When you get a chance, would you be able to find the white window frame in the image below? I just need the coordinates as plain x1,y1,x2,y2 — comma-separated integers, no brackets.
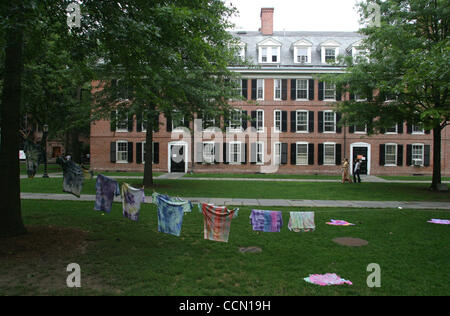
202,116,216,131
229,141,242,165
323,111,336,133
296,79,308,101
295,110,308,133
274,79,282,101
116,141,128,163
229,110,242,132
354,124,367,134
325,48,336,63
296,142,308,166
202,142,215,164
274,110,282,133
354,94,367,102
115,110,128,133
256,109,264,133
412,143,424,166
385,143,397,166
257,79,264,100
385,125,398,134
294,47,311,64
259,46,280,64
256,142,264,165
323,142,336,166
274,142,282,166
324,82,336,101
412,125,425,134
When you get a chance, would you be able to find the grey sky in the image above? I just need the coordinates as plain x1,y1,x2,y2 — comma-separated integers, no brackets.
225,0,363,32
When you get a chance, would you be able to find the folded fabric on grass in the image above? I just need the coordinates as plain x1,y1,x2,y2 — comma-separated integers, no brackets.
288,212,315,232
326,219,355,226
201,203,238,242
94,174,120,213
250,210,283,232
304,273,352,286
427,219,450,225
152,192,192,213
122,183,145,222
57,157,84,198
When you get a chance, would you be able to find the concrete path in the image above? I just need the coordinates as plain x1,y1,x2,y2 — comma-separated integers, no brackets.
20,192,450,210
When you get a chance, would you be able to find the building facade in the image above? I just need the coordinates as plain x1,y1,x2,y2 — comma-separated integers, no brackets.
90,8,450,176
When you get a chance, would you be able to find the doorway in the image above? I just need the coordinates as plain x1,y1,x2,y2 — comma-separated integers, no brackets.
350,142,371,175
169,143,187,173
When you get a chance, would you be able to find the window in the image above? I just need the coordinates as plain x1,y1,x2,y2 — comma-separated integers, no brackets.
385,144,397,166
325,48,336,62
274,142,281,165
230,110,242,131
354,124,367,133
296,79,308,100
116,141,128,163
296,111,308,132
142,142,156,164
230,142,241,164
116,110,128,132
412,125,424,134
324,111,336,133
296,48,308,63
412,144,424,166
256,142,264,165
324,143,335,165
272,49,278,62
296,143,308,165
354,94,367,102
274,110,282,132
386,125,398,134
203,142,215,164
141,112,147,132
257,79,264,100
324,83,336,100
232,79,242,100
259,46,280,64
274,79,282,100
256,110,264,132
172,111,185,130
261,47,267,62
203,116,216,130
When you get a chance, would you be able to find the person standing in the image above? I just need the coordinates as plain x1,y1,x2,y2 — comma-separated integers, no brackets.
353,159,361,183
341,158,352,183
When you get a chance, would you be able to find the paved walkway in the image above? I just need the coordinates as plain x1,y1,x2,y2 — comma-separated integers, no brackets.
20,192,450,210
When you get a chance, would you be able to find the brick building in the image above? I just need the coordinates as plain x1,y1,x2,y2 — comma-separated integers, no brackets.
90,8,449,176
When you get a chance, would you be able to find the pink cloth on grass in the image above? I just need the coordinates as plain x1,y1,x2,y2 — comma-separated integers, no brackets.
326,219,355,226
427,219,450,225
304,273,352,286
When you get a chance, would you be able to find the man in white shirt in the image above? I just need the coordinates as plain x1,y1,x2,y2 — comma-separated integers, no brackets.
353,159,361,183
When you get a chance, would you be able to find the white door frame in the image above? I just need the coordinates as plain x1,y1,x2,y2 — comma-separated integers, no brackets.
168,141,188,173
350,142,371,175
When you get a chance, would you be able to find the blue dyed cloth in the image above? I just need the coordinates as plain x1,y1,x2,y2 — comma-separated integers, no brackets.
154,194,185,236
57,157,84,198
152,192,192,213
250,210,283,232
94,174,120,213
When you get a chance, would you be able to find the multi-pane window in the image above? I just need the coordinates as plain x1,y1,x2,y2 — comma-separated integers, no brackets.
412,125,424,134
412,144,424,165
274,142,281,165
232,79,242,100
274,110,282,132
230,110,242,131
274,79,282,100
296,48,308,63
203,142,215,163
257,79,264,100
296,111,308,132
324,83,336,100
116,110,128,132
296,143,308,165
116,141,128,163
256,110,264,132
261,47,267,62
325,48,336,62
296,79,308,100
230,142,241,164
256,142,264,165
386,125,398,134
385,144,397,166
203,116,216,130
354,124,367,133
272,49,278,62
324,143,335,165
324,111,336,132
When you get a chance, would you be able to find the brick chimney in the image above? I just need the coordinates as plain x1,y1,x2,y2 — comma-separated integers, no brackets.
260,8,274,35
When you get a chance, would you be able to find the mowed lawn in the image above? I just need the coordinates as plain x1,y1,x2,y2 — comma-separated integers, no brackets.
20,177,450,202
0,200,449,295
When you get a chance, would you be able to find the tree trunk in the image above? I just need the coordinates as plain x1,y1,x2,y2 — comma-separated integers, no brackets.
0,15,27,237
430,126,442,190
70,129,81,164
142,112,154,187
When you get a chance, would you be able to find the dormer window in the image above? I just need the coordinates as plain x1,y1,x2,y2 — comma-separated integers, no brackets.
320,40,341,64
257,38,282,64
325,48,336,62
348,40,367,64
293,39,312,64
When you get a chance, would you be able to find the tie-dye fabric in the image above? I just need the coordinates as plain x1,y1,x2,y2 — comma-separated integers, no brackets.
24,139,45,178
94,174,120,213
326,219,355,226
56,157,84,198
288,212,315,232
201,203,238,242
82,167,94,180
250,210,283,232
155,194,186,236
427,219,450,225
122,183,145,221
304,273,352,286
152,192,192,213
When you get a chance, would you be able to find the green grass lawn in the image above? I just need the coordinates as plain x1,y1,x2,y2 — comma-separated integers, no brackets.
99,171,162,177
378,175,450,181
20,178,450,202
184,173,341,180
20,163,63,175
1,200,448,295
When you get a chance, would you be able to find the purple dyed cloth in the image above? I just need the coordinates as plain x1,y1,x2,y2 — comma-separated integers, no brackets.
250,210,283,232
94,174,120,213
427,219,450,225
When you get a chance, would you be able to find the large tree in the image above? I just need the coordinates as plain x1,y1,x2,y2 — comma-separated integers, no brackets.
324,0,449,190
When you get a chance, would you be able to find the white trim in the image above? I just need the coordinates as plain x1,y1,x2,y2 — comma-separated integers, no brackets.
256,141,264,165
168,141,188,173
323,110,336,133
323,142,336,166
116,140,128,163
411,143,424,166
295,141,309,166
385,125,398,134
115,110,129,133
202,141,215,164
384,143,397,166
274,110,282,133
295,79,309,101
257,79,265,100
273,79,282,101
354,124,367,134
229,141,242,165
295,110,309,133
256,109,264,133
273,142,282,166
350,142,371,175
